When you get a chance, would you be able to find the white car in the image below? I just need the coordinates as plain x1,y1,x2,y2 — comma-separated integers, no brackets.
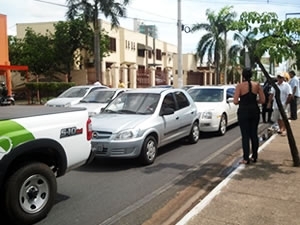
187,85,238,135
72,88,127,116
45,85,108,107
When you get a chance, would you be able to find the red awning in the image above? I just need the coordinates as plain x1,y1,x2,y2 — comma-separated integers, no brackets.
0,65,28,71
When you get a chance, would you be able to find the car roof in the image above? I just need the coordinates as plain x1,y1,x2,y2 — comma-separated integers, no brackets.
124,88,183,94
69,85,109,89
188,85,236,90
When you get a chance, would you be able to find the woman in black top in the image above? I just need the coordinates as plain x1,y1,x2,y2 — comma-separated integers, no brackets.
234,68,265,164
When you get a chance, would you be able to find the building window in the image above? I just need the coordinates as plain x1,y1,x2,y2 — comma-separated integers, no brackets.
109,37,116,52
148,50,152,59
138,49,145,57
156,49,162,60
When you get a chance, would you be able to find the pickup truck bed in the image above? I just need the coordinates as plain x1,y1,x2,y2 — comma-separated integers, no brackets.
0,105,86,120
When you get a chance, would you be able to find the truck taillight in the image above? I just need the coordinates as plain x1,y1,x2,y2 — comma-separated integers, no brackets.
86,118,92,140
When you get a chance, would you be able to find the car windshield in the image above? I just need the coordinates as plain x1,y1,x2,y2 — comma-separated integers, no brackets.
103,93,160,115
80,90,115,103
58,87,89,98
188,88,224,102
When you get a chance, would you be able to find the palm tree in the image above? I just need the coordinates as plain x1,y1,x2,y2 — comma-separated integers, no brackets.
66,0,131,83
228,32,257,70
191,6,237,84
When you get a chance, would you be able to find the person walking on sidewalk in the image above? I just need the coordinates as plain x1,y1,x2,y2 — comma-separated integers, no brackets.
261,79,274,123
268,73,292,136
288,70,299,120
234,68,265,164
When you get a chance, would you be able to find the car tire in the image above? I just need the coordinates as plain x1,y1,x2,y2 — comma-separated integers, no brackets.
4,162,57,225
139,135,157,165
188,121,200,144
217,114,227,136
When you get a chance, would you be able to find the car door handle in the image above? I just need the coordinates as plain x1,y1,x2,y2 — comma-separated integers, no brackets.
176,117,179,120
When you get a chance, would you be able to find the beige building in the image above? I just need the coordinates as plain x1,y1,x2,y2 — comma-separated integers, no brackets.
16,20,187,88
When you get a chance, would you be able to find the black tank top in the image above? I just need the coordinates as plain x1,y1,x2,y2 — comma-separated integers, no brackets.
239,81,259,111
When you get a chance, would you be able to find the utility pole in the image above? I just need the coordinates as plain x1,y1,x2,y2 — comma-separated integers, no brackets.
94,18,102,83
177,0,183,88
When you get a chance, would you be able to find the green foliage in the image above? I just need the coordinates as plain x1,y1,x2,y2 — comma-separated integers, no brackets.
53,19,94,81
25,82,75,97
19,28,55,76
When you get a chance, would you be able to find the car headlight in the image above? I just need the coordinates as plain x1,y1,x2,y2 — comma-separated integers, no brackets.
114,129,140,140
201,111,213,119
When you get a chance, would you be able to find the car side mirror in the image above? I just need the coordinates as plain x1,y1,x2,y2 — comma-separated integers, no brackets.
227,97,234,103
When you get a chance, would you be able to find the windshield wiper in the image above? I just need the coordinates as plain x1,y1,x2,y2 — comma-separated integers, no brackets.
117,109,136,114
103,109,117,113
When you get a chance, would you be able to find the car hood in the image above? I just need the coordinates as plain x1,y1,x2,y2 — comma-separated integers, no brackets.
194,102,220,112
46,97,82,106
72,103,107,113
91,114,151,132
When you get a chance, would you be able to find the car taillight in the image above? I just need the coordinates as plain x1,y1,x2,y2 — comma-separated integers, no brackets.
86,117,92,141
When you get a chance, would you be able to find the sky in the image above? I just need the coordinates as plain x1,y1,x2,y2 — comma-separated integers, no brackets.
1,0,300,54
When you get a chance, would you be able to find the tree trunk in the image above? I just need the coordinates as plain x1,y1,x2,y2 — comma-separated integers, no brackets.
257,59,300,166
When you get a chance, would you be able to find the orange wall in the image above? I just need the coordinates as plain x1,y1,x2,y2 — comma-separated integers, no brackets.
0,14,9,65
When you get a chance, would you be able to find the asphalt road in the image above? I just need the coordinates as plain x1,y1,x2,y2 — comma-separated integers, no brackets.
31,122,256,225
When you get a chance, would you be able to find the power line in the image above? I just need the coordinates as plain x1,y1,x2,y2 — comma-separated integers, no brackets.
34,0,66,7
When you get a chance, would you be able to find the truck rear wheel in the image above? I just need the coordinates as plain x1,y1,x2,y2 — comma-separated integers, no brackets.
5,162,57,225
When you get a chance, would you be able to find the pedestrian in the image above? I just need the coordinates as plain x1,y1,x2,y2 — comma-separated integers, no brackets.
268,73,292,136
288,70,299,120
118,80,125,88
261,79,274,123
94,80,101,85
233,68,265,164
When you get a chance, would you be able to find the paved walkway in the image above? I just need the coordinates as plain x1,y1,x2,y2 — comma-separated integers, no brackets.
177,115,300,225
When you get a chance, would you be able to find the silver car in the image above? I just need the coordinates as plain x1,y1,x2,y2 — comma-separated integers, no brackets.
91,88,200,165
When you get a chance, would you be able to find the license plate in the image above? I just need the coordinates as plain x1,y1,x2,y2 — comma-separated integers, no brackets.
92,143,104,152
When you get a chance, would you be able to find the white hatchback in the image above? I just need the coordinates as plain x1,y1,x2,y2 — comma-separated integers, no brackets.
45,85,108,107
72,88,127,116
187,85,238,135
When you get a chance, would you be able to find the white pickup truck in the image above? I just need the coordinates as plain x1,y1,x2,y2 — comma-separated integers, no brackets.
0,105,93,225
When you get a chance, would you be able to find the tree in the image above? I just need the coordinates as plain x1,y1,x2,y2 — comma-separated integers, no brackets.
19,28,55,77
228,32,257,70
53,18,94,82
233,11,300,166
8,35,24,66
191,6,237,84
66,0,131,83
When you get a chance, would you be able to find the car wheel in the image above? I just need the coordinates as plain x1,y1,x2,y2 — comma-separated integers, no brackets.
188,121,200,144
4,162,57,225
139,135,157,165
217,114,227,136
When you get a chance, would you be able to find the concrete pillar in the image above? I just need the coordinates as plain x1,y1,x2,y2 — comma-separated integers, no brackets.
204,71,207,85
111,63,119,88
130,64,137,89
120,64,128,88
209,71,213,85
105,68,111,87
149,66,155,87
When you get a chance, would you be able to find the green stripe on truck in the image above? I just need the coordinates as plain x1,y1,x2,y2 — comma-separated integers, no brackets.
0,120,35,153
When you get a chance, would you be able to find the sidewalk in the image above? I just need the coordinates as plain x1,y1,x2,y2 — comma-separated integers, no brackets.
177,116,300,225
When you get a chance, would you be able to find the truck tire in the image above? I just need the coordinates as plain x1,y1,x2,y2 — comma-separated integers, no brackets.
5,162,57,225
